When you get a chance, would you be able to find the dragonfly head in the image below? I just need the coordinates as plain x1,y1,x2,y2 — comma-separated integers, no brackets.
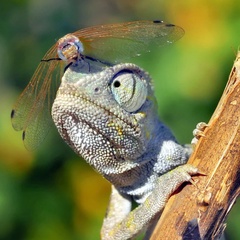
57,34,84,63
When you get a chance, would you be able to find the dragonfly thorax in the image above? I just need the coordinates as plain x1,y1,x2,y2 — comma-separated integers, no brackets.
57,34,84,63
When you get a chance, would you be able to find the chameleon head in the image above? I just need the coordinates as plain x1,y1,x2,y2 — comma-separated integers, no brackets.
57,34,84,63
52,63,158,175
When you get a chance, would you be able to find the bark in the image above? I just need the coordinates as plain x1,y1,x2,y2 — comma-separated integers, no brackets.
150,52,240,240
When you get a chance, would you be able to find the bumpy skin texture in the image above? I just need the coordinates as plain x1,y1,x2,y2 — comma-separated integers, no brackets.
52,62,197,240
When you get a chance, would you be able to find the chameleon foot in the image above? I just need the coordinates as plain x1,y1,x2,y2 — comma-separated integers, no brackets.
191,122,208,145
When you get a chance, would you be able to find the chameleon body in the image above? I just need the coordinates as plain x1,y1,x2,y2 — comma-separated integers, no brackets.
51,61,197,239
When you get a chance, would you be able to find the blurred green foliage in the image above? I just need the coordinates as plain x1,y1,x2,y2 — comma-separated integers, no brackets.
0,0,239,239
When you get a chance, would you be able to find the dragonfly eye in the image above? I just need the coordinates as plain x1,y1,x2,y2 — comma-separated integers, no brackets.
57,35,84,62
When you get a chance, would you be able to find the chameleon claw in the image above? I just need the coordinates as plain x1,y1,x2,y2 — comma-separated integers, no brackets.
189,178,197,187
191,122,209,145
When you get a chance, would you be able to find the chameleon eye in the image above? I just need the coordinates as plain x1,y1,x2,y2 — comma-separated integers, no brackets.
110,70,147,112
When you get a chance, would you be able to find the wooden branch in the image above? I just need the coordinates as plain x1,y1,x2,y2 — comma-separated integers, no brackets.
150,52,240,239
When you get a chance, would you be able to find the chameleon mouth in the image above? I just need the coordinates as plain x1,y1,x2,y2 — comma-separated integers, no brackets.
56,83,141,135
52,91,144,163
67,109,124,151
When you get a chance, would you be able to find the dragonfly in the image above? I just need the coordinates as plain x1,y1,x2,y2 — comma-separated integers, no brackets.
11,20,184,150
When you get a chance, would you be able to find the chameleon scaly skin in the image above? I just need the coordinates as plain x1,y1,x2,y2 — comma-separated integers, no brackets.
52,62,197,239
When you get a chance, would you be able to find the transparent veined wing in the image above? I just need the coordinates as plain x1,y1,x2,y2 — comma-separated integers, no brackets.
11,45,63,150
74,20,184,63
11,20,184,150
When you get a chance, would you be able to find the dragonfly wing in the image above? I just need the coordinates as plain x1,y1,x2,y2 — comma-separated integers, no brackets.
12,20,183,150
11,45,63,150
74,20,184,63
22,103,54,151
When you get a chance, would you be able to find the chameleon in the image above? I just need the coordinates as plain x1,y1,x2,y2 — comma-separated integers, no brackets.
51,59,199,239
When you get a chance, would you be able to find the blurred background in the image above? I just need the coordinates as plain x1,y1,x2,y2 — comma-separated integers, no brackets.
0,0,239,239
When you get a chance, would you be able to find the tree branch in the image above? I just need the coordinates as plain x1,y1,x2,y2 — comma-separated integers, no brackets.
150,52,240,239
